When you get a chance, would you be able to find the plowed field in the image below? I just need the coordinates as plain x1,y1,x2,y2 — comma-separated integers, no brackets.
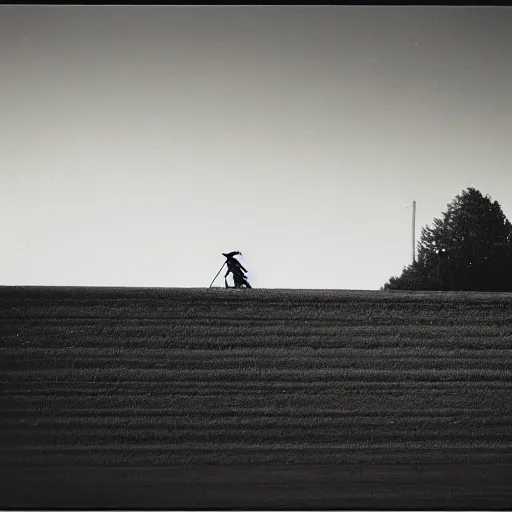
1,286,511,509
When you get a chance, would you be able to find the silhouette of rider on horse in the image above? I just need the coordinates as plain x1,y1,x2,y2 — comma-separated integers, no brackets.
222,251,252,288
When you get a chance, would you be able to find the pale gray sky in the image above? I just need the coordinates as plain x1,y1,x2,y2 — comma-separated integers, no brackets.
2,5,512,289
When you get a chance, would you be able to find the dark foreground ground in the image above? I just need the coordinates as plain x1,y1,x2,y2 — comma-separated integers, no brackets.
1,286,512,509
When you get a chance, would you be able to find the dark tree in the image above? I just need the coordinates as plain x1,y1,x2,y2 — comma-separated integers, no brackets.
382,188,512,291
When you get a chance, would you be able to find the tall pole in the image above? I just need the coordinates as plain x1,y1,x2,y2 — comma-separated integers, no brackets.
412,200,416,264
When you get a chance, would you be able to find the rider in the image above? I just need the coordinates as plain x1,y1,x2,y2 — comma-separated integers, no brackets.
223,251,252,288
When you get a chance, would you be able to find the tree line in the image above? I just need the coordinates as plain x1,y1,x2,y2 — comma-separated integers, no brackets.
382,187,512,291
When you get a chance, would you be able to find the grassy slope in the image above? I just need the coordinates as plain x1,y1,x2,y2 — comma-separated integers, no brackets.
1,286,512,507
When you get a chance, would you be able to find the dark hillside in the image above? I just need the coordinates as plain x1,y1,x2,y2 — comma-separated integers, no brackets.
1,286,512,509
